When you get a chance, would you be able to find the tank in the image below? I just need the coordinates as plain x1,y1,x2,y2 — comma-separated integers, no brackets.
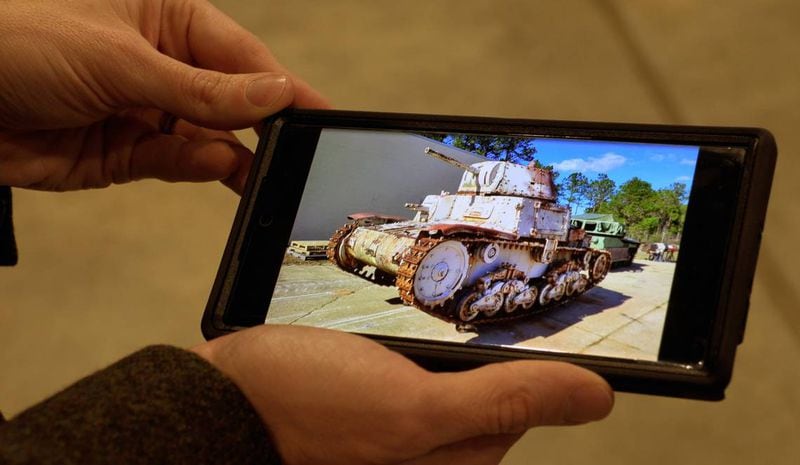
570,214,640,266
327,147,611,328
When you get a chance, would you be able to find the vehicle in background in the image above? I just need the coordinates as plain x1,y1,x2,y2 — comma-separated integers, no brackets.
570,213,640,267
647,242,678,262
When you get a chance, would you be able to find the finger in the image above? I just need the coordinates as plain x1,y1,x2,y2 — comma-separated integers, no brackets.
168,119,253,194
220,148,252,195
127,132,250,185
401,434,521,465
131,48,295,130
422,361,613,444
160,0,329,109
171,121,253,194
158,0,282,74
117,108,252,193
120,108,237,142
171,122,253,194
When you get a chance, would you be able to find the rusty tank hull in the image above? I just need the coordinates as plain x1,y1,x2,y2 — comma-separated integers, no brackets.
327,147,611,328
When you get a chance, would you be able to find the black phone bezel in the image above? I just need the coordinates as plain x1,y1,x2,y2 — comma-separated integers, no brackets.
201,109,776,400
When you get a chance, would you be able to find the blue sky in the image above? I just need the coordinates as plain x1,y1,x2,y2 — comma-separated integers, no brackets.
532,138,700,192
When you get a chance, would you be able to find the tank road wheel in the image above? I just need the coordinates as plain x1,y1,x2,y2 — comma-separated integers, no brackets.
413,240,470,307
552,282,566,301
457,292,481,321
564,271,580,297
575,275,589,294
504,297,519,314
565,279,576,297
520,286,538,310
539,283,554,306
506,286,538,312
590,252,611,283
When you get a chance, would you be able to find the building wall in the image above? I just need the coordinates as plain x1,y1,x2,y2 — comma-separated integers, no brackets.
290,129,484,240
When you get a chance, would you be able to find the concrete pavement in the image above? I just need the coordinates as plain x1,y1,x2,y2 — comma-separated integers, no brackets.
269,258,674,361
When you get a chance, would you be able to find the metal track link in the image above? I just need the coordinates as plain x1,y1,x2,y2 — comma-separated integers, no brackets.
396,237,443,306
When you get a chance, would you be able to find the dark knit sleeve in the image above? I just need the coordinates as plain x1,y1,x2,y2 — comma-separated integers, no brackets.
0,186,18,266
0,346,281,465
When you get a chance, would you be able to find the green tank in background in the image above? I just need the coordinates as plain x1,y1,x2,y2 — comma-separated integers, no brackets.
570,213,640,267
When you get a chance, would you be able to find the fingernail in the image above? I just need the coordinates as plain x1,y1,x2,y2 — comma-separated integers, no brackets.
565,384,614,423
246,74,288,107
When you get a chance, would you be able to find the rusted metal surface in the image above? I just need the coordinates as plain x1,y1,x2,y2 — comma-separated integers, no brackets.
394,233,611,325
327,149,611,327
417,194,568,240
346,212,409,224
327,222,396,286
423,223,518,240
344,226,418,275
424,148,479,175
443,154,557,201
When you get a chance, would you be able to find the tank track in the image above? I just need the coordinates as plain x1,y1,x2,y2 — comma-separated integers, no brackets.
396,236,442,306
327,222,396,286
396,234,611,326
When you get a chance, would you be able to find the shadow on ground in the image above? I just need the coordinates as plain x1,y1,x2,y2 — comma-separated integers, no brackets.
464,286,631,346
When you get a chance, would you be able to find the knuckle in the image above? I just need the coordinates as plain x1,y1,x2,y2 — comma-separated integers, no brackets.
486,380,542,434
185,69,228,108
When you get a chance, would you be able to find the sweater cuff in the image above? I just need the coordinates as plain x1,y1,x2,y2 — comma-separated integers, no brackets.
0,186,18,266
0,345,281,465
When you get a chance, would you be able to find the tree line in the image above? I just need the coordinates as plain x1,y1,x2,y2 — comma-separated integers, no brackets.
558,172,688,243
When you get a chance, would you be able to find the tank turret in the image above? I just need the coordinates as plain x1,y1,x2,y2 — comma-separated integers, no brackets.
328,146,611,329
425,147,557,200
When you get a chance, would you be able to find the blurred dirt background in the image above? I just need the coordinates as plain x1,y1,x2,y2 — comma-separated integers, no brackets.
1,1,798,464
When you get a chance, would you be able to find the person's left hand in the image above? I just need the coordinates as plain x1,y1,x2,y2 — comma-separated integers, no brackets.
193,324,614,465
0,0,328,194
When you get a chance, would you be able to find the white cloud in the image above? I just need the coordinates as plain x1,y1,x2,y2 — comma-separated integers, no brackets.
675,175,691,182
679,158,696,166
650,153,675,162
553,152,626,173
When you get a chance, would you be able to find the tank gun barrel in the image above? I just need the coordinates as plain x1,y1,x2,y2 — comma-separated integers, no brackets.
424,147,479,175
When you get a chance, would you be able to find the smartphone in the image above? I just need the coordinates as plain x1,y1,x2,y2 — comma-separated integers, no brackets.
202,110,776,400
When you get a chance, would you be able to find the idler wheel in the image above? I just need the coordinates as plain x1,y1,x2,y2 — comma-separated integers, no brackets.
590,253,611,283
413,240,469,307
328,224,358,270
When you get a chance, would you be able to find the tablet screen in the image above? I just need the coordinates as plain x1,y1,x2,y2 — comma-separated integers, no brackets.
265,128,702,362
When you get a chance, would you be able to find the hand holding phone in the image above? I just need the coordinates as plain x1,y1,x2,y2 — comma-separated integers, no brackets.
203,110,776,400
192,324,613,465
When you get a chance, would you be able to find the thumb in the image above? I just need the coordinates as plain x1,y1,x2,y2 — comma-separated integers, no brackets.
131,51,294,130
423,361,613,443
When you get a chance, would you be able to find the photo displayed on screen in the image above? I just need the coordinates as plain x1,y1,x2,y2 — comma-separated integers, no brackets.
264,128,700,361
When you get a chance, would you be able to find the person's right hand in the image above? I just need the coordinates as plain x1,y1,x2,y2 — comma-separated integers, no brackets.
192,325,614,465
0,0,328,194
